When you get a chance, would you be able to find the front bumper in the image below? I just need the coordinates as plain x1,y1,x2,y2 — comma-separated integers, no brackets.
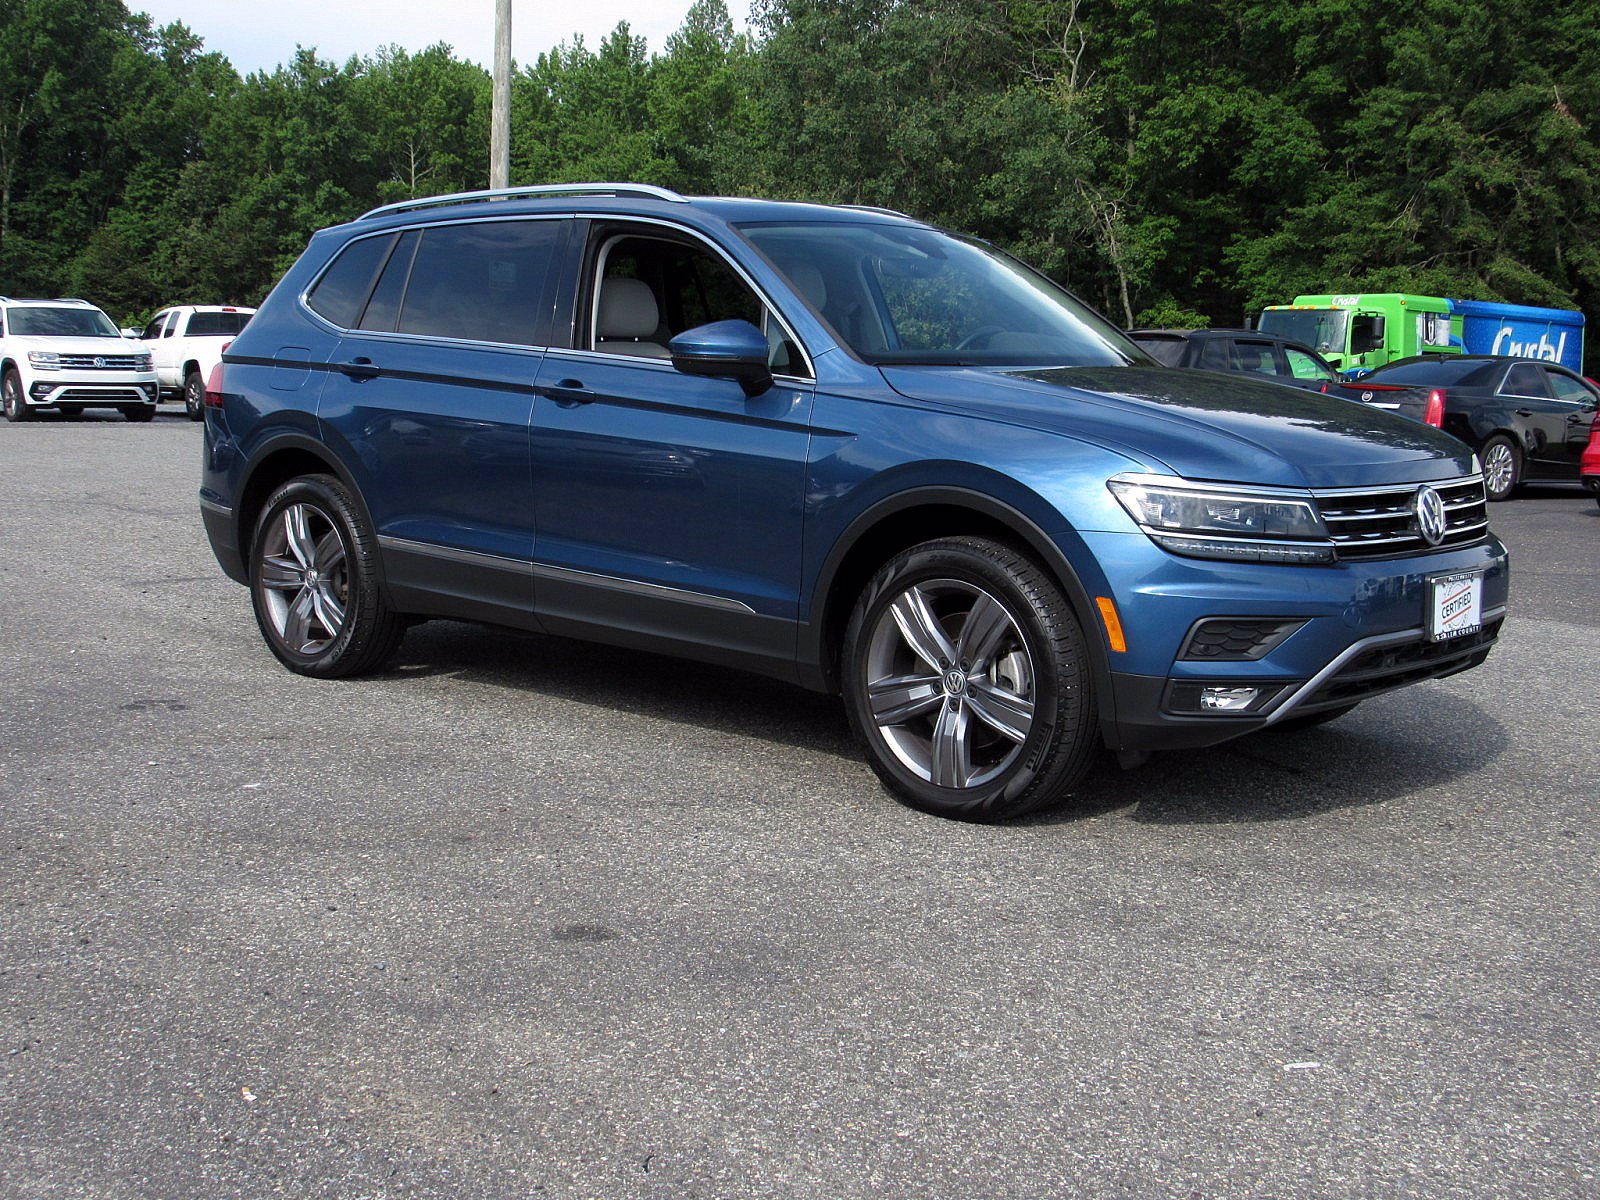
1078,529,1510,752
25,373,159,408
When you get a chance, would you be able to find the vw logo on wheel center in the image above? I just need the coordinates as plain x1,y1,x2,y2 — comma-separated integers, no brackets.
1414,484,1447,546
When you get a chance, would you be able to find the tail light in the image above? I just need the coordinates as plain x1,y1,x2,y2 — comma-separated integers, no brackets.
1318,382,1330,394
203,361,226,408
1423,388,1446,427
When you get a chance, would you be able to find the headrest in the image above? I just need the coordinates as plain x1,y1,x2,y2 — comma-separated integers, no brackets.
784,263,827,310
598,277,660,339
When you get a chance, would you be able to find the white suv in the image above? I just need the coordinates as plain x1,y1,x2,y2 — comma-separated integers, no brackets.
1,297,159,422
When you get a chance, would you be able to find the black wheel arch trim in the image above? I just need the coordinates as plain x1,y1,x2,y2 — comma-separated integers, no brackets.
235,430,388,589
799,484,1115,730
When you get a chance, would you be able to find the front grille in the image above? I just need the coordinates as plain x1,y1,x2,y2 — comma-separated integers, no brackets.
1297,616,1503,709
1314,475,1488,561
56,354,143,369
1179,618,1305,661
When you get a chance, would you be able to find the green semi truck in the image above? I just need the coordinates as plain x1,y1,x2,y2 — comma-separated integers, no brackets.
1258,293,1586,376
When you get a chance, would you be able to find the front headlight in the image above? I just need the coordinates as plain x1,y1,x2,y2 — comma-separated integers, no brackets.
134,353,153,370
27,351,60,370
1108,474,1333,564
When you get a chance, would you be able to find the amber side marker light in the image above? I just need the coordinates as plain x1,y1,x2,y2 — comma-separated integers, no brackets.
1095,596,1127,653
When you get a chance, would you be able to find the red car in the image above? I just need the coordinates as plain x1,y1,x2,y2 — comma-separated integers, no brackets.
1584,381,1600,508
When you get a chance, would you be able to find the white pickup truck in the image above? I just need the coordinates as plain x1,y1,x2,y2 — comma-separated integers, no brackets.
138,305,256,419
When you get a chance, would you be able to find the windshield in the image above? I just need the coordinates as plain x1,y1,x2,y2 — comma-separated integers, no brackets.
739,222,1147,367
1258,309,1346,355
10,306,120,337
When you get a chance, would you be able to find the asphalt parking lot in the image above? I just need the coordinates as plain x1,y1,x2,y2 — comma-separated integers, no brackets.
3,410,1597,1199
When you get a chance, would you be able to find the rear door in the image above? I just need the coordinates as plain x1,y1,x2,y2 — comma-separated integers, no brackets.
314,217,567,626
1497,362,1567,473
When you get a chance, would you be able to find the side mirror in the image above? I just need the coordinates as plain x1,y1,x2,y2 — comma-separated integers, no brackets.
668,319,773,398
121,328,141,339
1350,313,1386,354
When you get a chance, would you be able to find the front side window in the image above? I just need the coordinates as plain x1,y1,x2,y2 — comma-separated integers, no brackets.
1285,347,1335,381
740,221,1144,368
1547,370,1597,405
589,232,809,377
10,306,120,337
142,313,170,341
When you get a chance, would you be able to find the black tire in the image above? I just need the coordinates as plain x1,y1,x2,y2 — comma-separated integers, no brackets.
1480,434,1521,502
1267,701,1359,733
2,369,30,422
183,370,205,420
122,405,155,422
841,536,1098,822
249,473,405,678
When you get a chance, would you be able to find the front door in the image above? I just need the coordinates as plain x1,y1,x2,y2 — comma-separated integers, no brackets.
530,225,815,678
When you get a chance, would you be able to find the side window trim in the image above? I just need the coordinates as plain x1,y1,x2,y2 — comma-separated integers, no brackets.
578,219,815,381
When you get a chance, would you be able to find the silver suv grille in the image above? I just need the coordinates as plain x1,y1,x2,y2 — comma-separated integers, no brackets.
1314,475,1489,560
56,354,143,369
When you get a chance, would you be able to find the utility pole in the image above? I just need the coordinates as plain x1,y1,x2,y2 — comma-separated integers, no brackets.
490,0,511,189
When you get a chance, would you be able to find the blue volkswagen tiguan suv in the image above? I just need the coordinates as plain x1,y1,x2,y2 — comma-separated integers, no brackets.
200,184,1508,821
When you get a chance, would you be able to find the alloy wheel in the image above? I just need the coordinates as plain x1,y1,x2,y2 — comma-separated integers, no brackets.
864,578,1036,789
1483,441,1516,497
256,502,350,655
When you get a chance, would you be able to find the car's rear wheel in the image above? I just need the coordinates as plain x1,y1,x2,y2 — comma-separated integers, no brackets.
841,536,1098,822
2,370,30,422
249,474,405,678
183,370,204,420
1480,435,1520,501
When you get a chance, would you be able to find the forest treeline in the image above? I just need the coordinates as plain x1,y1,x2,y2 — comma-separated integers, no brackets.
2,0,1596,359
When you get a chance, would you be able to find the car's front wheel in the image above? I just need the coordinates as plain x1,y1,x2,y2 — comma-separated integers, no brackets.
249,474,405,677
3,370,30,422
841,536,1098,821
122,405,155,422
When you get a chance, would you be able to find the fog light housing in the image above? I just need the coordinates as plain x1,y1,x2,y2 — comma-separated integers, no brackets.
1165,680,1294,716
30,381,52,398
1200,686,1259,712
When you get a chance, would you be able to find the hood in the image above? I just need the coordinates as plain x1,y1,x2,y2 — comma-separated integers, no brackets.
14,335,144,356
880,364,1476,488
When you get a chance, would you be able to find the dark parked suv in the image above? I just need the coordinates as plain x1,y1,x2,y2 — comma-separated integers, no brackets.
200,184,1509,821
1128,327,1341,392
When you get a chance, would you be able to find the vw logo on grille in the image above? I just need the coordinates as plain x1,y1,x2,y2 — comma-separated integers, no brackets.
1414,484,1447,546
93,356,105,368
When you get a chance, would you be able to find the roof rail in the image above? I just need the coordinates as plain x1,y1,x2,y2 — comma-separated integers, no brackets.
838,203,914,220
358,183,689,222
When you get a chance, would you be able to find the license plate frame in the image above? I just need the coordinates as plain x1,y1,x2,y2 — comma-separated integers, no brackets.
1427,570,1483,642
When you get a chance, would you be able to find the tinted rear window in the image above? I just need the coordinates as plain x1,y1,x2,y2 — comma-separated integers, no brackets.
1364,359,1491,385
186,311,252,337
307,234,396,328
1130,335,1186,366
395,220,561,345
